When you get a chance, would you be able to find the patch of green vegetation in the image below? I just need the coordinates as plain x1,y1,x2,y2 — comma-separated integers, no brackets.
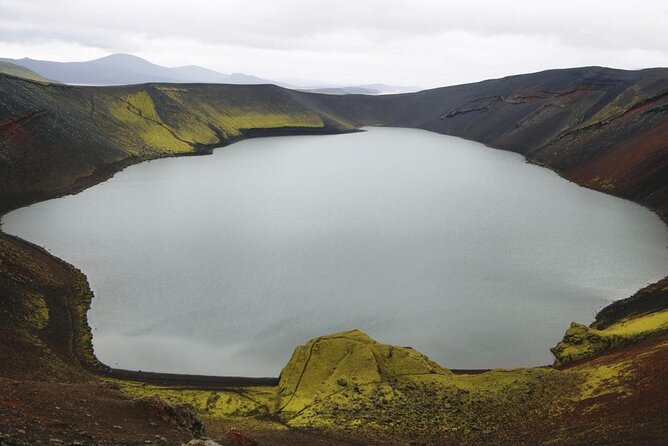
275,330,450,418
267,330,586,442
103,329,665,444
105,87,330,157
22,292,49,329
107,91,193,155
574,361,634,401
111,379,275,418
551,310,668,366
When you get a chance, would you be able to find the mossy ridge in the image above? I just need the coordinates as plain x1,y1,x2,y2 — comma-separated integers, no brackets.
275,330,450,417
105,86,329,156
149,84,329,139
103,330,664,444
592,276,668,329
277,331,667,444
110,379,276,418
272,330,578,441
551,309,668,367
107,90,193,155
267,330,648,443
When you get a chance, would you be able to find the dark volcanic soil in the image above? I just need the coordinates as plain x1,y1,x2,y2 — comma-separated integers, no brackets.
0,378,201,446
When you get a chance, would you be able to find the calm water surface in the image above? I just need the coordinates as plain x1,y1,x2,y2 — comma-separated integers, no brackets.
4,128,667,376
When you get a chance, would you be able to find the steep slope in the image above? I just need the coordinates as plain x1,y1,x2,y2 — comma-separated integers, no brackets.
320,66,668,220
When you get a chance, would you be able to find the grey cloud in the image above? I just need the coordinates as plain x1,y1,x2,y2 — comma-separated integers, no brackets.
2,0,666,52
0,0,665,87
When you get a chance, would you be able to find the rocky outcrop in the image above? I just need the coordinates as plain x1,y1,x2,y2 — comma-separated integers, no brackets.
267,329,668,444
592,276,668,329
274,330,450,418
551,278,668,367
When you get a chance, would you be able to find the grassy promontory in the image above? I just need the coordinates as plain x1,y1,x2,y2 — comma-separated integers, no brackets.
0,67,667,444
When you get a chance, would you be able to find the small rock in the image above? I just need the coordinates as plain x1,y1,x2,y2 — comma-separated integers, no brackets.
336,378,348,387
224,428,259,446
182,439,222,446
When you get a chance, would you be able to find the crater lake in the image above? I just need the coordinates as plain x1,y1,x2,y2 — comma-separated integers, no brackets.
3,127,667,376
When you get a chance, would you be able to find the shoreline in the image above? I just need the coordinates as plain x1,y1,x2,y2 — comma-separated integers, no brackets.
1,127,666,385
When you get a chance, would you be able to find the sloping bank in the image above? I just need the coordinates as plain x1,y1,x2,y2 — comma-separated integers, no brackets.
0,68,666,443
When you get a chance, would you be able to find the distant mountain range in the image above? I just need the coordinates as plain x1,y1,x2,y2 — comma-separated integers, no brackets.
0,54,415,94
0,53,271,86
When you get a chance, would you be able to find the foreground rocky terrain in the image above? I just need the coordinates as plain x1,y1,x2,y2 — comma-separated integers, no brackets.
0,67,667,444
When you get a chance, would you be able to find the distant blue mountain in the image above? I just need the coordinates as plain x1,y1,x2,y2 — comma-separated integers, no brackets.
0,53,418,94
0,53,278,86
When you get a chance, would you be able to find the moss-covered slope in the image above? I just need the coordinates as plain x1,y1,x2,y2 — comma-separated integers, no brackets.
0,75,359,214
113,328,668,445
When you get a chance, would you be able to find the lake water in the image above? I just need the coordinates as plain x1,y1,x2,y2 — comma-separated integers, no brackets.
3,127,667,376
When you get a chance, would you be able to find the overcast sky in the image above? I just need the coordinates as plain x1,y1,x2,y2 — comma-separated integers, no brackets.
0,0,666,88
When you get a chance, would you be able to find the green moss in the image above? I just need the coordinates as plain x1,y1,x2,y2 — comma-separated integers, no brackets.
195,104,324,138
111,379,275,418
270,330,587,442
23,292,49,329
107,91,193,155
105,88,328,157
575,362,633,401
275,330,450,417
551,310,668,366
576,85,641,129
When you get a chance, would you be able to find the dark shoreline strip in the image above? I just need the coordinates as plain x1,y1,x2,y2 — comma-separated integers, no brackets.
105,368,279,389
